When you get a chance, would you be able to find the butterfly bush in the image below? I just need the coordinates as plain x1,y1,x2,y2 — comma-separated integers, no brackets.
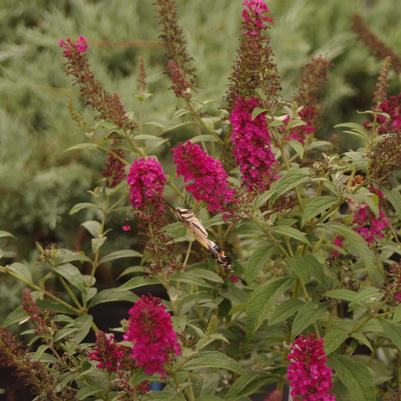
124,295,181,376
230,96,278,191
2,1,401,401
287,335,336,401
172,141,235,213
127,157,167,219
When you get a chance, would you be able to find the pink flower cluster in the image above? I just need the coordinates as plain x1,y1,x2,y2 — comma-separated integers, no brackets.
127,157,166,219
376,93,401,134
88,331,125,373
242,0,272,36
230,96,278,192
285,106,317,144
58,36,88,56
352,187,389,246
287,334,336,401
124,295,181,377
172,141,235,214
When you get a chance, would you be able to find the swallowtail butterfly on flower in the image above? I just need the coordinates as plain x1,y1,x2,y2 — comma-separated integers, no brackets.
168,205,232,273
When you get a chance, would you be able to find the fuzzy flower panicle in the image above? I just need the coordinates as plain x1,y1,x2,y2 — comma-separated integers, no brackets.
230,96,278,192
287,334,336,401
127,157,167,220
167,59,192,100
172,141,236,214
88,331,125,372
124,295,181,376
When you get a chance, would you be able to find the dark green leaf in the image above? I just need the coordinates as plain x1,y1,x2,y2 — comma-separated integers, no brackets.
329,355,375,401
100,249,142,264
53,263,85,291
324,328,348,355
247,277,293,336
269,299,304,326
322,222,382,285
291,302,327,339
380,319,401,352
271,225,310,245
302,196,338,226
81,221,102,238
89,289,137,308
182,351,244,374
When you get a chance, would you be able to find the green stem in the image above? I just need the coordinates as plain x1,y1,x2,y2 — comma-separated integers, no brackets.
0,266,80,315
187,102,224,145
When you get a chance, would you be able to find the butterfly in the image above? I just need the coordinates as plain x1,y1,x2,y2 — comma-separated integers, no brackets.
167,204,232,272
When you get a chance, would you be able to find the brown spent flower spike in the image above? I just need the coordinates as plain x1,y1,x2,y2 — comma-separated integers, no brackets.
167,59,192,100
225,1,280,112
0,328,75,401
154,0,199,88
373,57,392,109
60,37,136,131
137,57,148,93
295,55,330,107
351,14,401,73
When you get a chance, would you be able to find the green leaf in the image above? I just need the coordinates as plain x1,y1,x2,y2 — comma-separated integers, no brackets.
271,225,310,245
89,289,137,308
191,134,218,143
0,230,14,239
3,306,28,327
120,276,160,290
171,271,212,288
245,243,276,284
335,123,370,143
81,220,102,238
66,143,98,152
100,249,142,264
382,187,401,217
270,169,310,202
69,202,99,215
251,107,267,119
302,196,338,226
291,302,327,339
6,262,32,282
269,299,304,326
76,385,103,400
288,255,326,284
57,249,91,264
288,140,304,160
91,237,106,253
322,222,382,285
53,263,85,291
325,289,357,302
380,319,401,352
198,396,225,401
324,328,348,355
182,351,244,374
246,277,293,336
226,372,273,400
190,268,224,284
329,355,376,401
